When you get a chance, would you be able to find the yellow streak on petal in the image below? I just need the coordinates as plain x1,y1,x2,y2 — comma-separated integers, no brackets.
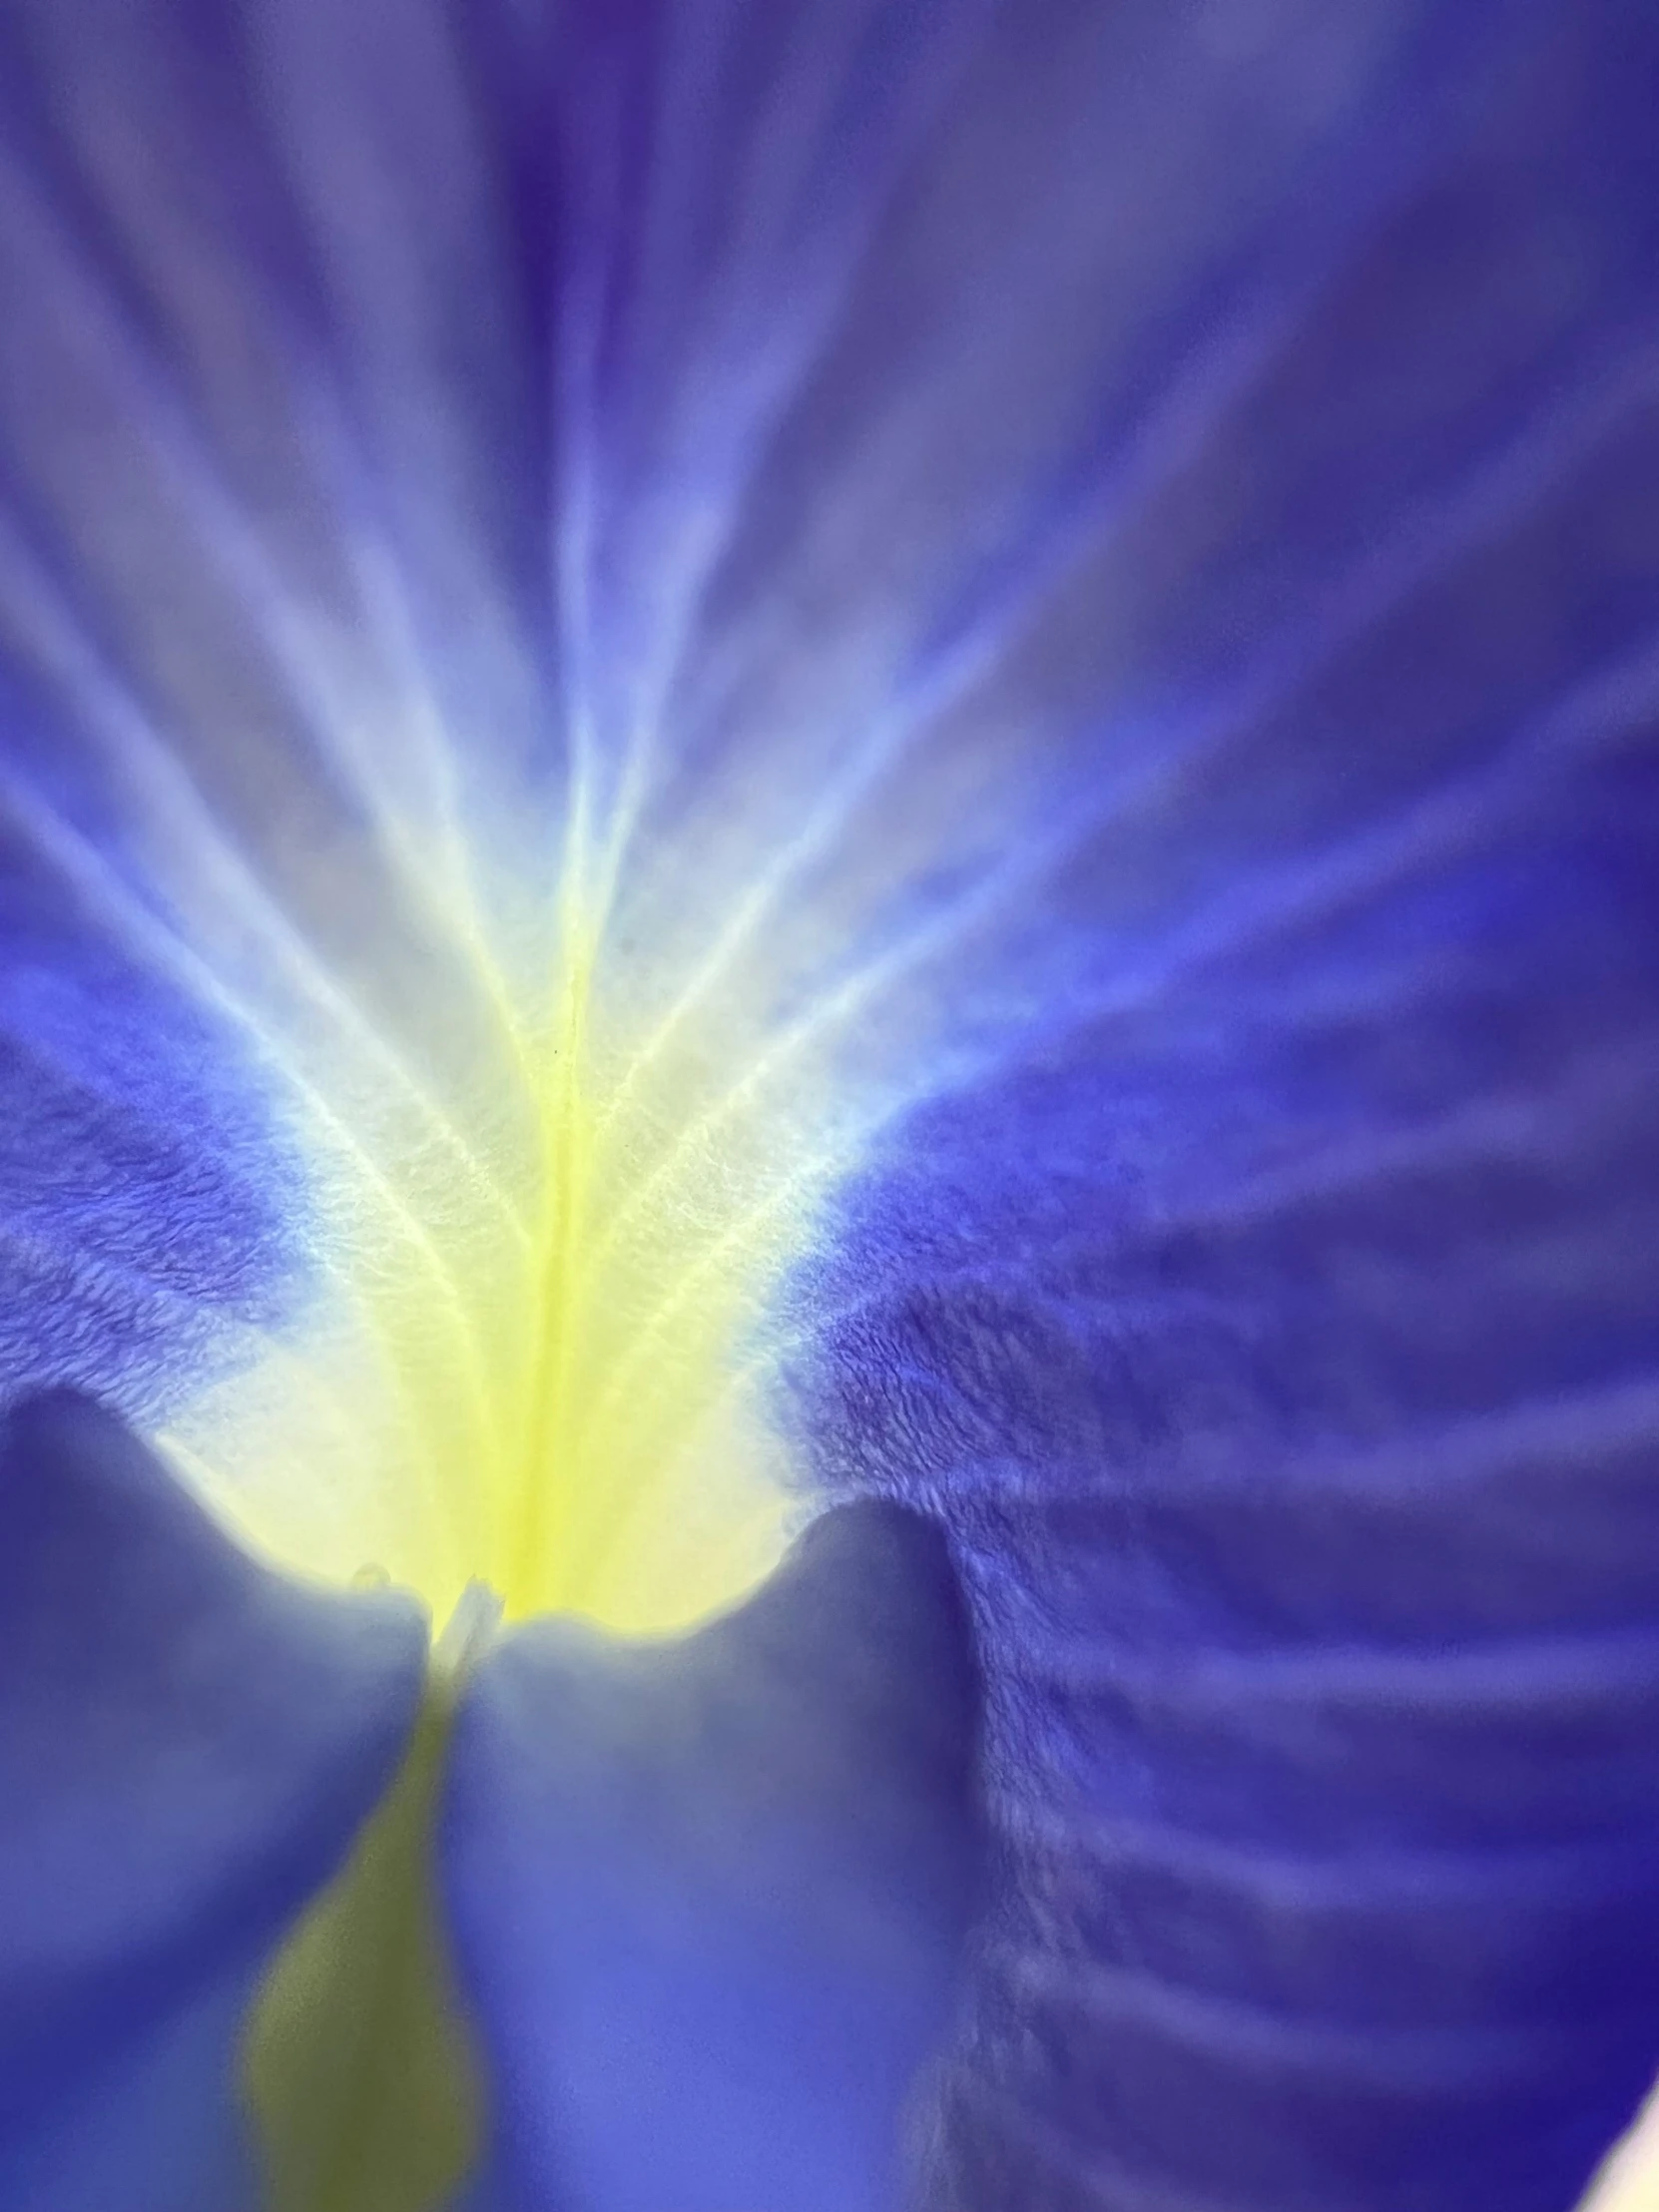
158,861,832,1636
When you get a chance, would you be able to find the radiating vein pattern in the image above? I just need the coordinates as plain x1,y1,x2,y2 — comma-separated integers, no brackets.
0,0,1657,2207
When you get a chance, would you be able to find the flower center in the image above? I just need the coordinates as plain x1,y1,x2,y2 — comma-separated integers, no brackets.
155,915,828,1636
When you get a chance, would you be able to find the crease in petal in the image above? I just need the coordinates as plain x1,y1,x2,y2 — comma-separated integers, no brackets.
441,1499,987,2212
0,1389,428,2210
244,1657,485,2212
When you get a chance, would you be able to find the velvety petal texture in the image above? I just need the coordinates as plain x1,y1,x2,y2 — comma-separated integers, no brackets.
441,1501,986,2212
0,666,301,1424
0,1,1654,2209
0,1392,428,2210
774,7,1659,2207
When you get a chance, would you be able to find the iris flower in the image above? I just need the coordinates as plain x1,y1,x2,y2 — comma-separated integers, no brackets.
1,2,1657,2208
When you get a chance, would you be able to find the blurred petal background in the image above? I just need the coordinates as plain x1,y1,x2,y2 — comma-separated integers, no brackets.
0,1393,427,2210
0,0,1656,2208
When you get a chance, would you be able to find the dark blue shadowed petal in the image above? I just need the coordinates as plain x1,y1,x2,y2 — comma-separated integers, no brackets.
0,1390,428,2211
666,2,1659,2206
441,1501,987,2212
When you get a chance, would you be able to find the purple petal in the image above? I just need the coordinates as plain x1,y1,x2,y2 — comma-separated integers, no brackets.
0,1390,427,2209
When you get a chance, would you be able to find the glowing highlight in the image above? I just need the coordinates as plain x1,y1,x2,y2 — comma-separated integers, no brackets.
157,830,831,1635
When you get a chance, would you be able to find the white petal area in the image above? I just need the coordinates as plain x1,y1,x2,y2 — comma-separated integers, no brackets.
1579,2083,1659,2212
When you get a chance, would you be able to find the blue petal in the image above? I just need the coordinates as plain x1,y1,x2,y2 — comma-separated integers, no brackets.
0,0,579,1617
2,3,1658,2204
0,1390,428,2209
441,1501,986,2212
780,7,1659,2198
0,661,302,1421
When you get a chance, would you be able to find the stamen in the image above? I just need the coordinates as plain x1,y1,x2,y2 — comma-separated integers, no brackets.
433,1579,504,1686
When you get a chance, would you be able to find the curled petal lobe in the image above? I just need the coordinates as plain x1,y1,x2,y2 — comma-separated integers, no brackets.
0,1391,428,2210
441,1500,987,2212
